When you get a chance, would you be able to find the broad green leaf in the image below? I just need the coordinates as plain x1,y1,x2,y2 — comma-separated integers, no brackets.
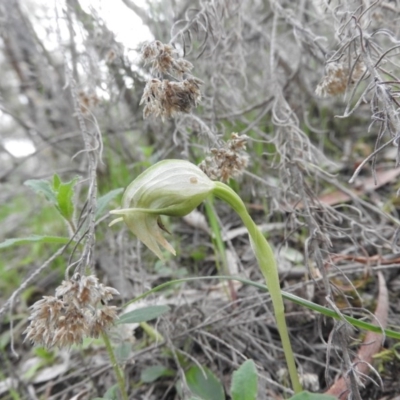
24,179,57,204
96,188,124,219
289,392,337,400
117,305,170,324
25,175,79,222
54,176,78,221
185,365,225,400
141,365,175,383
104,384,119,400
231,360,258,400
0,235,70,249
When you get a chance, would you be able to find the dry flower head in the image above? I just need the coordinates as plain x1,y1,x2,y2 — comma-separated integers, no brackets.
78,90,100,115
140,41,202,120
140,78,202,120
24,273,119,348
315,60,366,97
199,133,249,181
141,40,194,79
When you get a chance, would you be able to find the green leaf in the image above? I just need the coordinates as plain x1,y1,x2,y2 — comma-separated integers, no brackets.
185,365,225,400
231,360,258,400
96,188,124,219
141,365,175,383
0,235,70,249
24,179,57,204
52,174,61,190
25,175,79,222
289,392,337,400
103,384,119,400
117,305,170,324
54,176,78,221
34,347,55,362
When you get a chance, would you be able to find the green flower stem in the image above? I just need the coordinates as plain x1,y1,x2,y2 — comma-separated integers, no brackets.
212,182,302,393
101,331,128,400
205,198,237,302
140,321,165,342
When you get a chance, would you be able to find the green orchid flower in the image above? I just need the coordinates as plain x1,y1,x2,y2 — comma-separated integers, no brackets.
109,159,215,259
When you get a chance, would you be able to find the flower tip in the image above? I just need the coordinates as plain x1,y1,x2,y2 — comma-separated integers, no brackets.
109,217,123,227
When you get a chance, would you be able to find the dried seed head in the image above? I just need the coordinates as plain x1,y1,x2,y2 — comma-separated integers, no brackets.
50,307,88,348
24,274,120,348
24,296,64,347
315,60,366,97
141,41,193,78
140,40,202,120
78,91,99,114
140,78,202,120
199,133,249,181
90,307,119,338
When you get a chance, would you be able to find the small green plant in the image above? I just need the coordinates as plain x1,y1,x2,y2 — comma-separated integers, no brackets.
230,360,258,400
176,358,336,400
373,342,400,373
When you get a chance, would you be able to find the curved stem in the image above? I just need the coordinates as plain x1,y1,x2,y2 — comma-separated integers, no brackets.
101,332,128,400
140,321,164,342
212,182,302,393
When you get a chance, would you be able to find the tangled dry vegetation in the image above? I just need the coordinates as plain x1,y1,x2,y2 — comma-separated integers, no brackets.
1,0,400,399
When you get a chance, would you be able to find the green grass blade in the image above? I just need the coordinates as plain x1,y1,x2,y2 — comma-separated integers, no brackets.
0,235,70,249
124,275,400,340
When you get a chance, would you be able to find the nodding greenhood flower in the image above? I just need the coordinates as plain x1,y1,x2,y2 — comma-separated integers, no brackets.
109,160,215,259
110,159,302,393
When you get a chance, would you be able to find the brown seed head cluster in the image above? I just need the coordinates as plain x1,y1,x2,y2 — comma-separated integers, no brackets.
140,40,202,120
24,274,119,348
199,133,249,182
78,91,100,115
141,78,202,120
315,60,366,97
141,40,194,79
